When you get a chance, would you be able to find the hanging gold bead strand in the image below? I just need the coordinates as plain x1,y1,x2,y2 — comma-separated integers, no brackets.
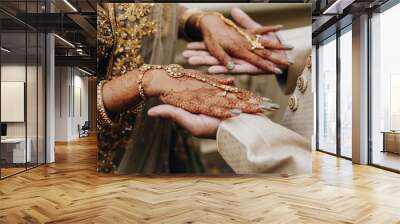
137,64,241,101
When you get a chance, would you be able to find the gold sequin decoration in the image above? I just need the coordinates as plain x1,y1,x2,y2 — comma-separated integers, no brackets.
110,3,157,77
97,6,114,58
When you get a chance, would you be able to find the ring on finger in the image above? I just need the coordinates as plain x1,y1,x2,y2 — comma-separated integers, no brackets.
250,35,264,51
226,61,235,71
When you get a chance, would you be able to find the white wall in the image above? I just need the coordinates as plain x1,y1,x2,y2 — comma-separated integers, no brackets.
54,67,89,141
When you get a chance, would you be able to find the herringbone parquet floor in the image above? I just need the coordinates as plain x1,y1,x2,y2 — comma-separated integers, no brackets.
1,135,400,224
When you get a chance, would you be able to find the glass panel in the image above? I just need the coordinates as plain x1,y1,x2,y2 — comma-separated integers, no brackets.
339,28,352,158
27,31,38,169
318,36,337,154
1,31,27,177
26,0,40,169
371,4,400,171
38,32,45,165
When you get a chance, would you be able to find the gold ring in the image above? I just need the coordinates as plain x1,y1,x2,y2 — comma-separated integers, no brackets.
250,35,264,50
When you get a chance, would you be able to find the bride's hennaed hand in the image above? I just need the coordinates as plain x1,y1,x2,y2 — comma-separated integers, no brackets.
143,66,277,119
189,11,290,75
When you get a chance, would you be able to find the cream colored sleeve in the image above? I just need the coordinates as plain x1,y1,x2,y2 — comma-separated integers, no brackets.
276,26,312,95
216,113,311,175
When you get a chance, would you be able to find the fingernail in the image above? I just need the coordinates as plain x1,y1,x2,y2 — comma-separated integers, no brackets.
274,68,283,74
259,102,280,110
226,61,235,71
230,108,242,115
282,44,294,50
288,58,295,65
262,97,272,102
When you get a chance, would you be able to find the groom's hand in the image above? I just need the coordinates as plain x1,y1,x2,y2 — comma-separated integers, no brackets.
183,7,291,75
148,105,221,138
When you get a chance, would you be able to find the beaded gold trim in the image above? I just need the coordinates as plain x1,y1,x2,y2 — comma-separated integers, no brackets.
97,80,113,127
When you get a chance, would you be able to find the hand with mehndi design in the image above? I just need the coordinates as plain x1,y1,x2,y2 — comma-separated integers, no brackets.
147,68,276,138
102,65,277,138
144,67,274,119
185,8,292,75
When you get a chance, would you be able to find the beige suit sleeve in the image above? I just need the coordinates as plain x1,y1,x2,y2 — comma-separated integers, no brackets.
216,113,311,175
276,26,312,95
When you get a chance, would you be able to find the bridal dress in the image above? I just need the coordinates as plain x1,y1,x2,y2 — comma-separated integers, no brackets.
97,3,205,174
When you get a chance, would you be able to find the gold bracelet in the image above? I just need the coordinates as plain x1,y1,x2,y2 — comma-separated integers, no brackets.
97,80,113,127
138,64,163,100
138,64,240,97
195,12,263,51
179,8,203,41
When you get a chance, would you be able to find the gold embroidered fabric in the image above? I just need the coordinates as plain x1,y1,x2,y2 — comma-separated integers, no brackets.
97,3,204,174
110,3,157,76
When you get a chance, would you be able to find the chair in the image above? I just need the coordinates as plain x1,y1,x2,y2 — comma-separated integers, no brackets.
78,121,90,138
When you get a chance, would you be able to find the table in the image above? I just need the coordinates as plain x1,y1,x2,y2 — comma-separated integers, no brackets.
381,131,400,154
1,138,31,163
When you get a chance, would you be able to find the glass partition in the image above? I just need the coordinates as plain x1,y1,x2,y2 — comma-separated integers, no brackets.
0,0,46,179
370,3,400,171
0,31,28,178
339,27,352,158
317,35,337,154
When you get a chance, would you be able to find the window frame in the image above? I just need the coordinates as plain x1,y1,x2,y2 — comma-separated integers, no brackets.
315,24,353,160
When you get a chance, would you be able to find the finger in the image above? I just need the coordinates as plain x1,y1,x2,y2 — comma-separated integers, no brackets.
231,7,261,30
253,49,289,66
217,96,263,114
208,64,263,74
207,105,234,119
186,42,207,50
259,38,293,50
204,34,235,70
148,104,221,138
236,50,283,75
160,92,232,119
251,25,283,35
188,55,220,66
182,50,211,58
215,77,234,85
208,58,264,74
235,91,274,106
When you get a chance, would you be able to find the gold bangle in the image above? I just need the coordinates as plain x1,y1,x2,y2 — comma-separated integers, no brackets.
179,8,203,41
97,80,113,127
137,64,164,100
196,12,263,51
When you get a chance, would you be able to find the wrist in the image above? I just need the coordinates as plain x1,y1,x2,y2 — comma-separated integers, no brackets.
196,14,221,31
141,68,167,97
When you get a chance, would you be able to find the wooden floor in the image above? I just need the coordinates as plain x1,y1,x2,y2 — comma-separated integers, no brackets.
1,135,400,223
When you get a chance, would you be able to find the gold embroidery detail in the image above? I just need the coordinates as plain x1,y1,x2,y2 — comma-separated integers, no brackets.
110,3,157,77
